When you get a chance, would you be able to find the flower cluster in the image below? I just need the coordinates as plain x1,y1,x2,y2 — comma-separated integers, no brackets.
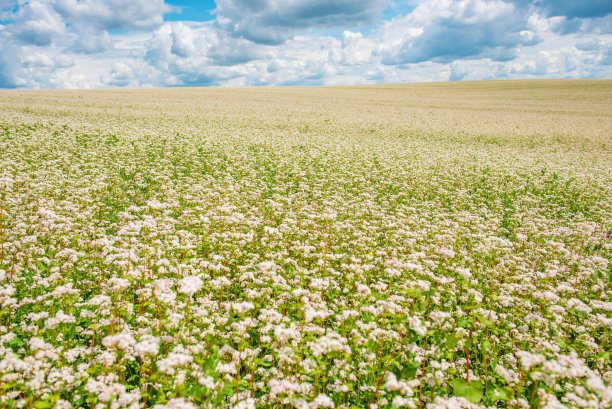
0,83,610,408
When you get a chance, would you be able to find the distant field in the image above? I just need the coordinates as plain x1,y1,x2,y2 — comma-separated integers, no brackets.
0,80,610,409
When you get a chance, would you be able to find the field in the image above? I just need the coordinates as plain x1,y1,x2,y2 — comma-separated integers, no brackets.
0,79,611,409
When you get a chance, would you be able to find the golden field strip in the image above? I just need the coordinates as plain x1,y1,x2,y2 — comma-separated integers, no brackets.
0,80,611,408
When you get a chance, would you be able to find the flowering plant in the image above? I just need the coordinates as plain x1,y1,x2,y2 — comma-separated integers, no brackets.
0,82,610,408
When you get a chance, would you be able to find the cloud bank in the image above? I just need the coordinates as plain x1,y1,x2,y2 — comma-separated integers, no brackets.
0,0,610,88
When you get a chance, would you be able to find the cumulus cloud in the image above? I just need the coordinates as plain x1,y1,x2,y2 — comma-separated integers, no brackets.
53,0,170,31
508,0,612,35
55,0,170,54
338,31,376,66
7,1,65,46
0,0,171,88
215,0,390,44
169,22,197,58
105,20,379,88
69,28,113,54
510,0,612,19
140,22,244,86
2,0,170,53
380,0,538,65
575,39,612,66
103,62,134,87
0,41,22,88
0,0,611,89
0,38,77,88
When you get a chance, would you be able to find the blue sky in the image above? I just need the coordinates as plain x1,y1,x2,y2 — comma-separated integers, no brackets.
0,0,610,89
164,1,216,22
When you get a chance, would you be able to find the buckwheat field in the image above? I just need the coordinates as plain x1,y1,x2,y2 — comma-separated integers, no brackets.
0,80,611,409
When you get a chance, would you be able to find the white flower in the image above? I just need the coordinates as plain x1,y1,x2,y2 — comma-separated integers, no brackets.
107,277,131,293
0,352,28,372
439,248,456,258
98,383,126,402
154,278,177,304
408,316,428,336
427,396,481,409
258,261,276,271
37,208,58,220
54,399,73,409
515,351,545,371
233,398,256,409
198,376,215,389
566,298,592,314
392,396,414,408
384,373,414,396
268,379,311,397
416,280,430,292
229,301,255,314
311,394,335,408
216,361,237,375
157,352,193,375
495,365,518,384
307,332,351,357
304,308,333,323
102,333,136,351
134,336,160,357
456,267,472,279
356,283,371,296
153,398,198,409
146,199,167,210
43,310,76,329
178,275,203,297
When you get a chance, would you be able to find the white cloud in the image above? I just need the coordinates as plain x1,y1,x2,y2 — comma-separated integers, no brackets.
215,0,390,44
102,62,137,87
21,49,72,68
8,1,65,46
53,0,170,30
69,27,113,53
509,0,612,20
0,40,24,88
339,31,376,65
170,22,197,58
380,0,537,64
0,0,171,87
91,2,612,88
0,0,611,89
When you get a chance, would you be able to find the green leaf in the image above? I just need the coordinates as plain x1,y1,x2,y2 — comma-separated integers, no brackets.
405,289,422,298
1,382,16,390
202,356,217,372
402,365,419,379
463,338,473,349
392,361,420,379
453,379,483,403
218,382,235,400
475,313,494,328
557,338,567,349
7,337,25,349
34,402,53,409
487,387,511,401
443,333,461,350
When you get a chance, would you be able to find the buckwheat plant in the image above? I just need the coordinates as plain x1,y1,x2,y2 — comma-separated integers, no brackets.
0,80,610,409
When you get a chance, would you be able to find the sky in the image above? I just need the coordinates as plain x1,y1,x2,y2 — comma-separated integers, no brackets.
0,0,611,89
